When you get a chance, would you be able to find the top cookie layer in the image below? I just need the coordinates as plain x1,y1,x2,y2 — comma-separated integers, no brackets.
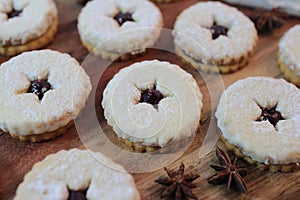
77,0,163,53
279,25,300,76
216,77,300,164
102,60,202,147
14,149,140,200
173,1,257,64
0,50,91,136
0,0,57,46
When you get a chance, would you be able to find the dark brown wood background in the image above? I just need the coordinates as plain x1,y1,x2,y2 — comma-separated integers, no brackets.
1,0,300,199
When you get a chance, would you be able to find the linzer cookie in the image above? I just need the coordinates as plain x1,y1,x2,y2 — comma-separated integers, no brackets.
0,0,58,56
0,50,91,142
77,0,163,60
173,1,258,74
14,149,140,200
278,25,300,87
102,60,202,152
216,77,300,172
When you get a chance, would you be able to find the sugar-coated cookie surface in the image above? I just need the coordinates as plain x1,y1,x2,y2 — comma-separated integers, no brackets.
0,50,91,137
77,0,162,57
14,149,140,200
216,77,300,165
173,1,257,64
102,60,202,147
279,25,300,76
0,0,57,46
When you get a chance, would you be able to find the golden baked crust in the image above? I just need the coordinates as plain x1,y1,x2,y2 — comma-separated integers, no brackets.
81,39,142,61
106,131,159,153
4,121,74,142
277,53,300,87
175,44,251,74
0,17,58,56
220,134,300,172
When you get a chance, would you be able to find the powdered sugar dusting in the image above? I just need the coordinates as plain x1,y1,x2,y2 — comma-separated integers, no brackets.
0,0,57,46
0,50,91,136
173,1,257,63
77,0,163,53
14,149,140,200
216,77,300,164
102,60,202,147
279,25,300,75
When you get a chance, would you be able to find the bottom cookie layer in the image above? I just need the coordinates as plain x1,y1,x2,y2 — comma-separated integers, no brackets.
105,131,159,153
81,39,143,61
277,55,300,87
175,45,249,74
5,121,74,142
0,17,59,56
220,134,300,172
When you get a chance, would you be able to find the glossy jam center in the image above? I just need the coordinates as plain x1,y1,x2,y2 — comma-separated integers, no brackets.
257,106,284,127
7,9,22,19
27,79,52,100
114,12,134,26
68,190,87,200
210,24,228,40
140,88,164,108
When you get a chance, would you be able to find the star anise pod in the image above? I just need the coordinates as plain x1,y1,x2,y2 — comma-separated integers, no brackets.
207,147,248,193
247,7,288,33
155,162,200,200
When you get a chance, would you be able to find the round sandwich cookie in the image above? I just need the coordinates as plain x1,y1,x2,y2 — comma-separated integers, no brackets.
216,77,300,172
77,0,163,61
0,0,58,56
173,1,258,74
278,24,300,87
102,60,202,152
14,149,140,200
0,50,91,142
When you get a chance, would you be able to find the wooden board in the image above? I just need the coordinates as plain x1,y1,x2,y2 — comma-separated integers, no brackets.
1,0,300,199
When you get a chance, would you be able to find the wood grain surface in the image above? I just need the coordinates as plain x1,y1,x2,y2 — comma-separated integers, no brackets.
1,0,300,199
